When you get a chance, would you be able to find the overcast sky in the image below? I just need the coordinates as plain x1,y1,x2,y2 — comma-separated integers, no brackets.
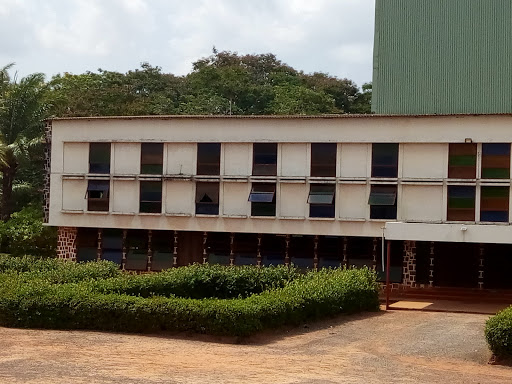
1,0,375,87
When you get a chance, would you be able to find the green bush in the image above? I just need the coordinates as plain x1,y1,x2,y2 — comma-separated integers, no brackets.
92,263,300,299
486,306,512,357
0,207,57,257
0,258,379,336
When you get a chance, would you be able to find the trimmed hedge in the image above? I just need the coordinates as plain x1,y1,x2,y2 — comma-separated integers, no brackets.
0,258,379,336
485,306,512,357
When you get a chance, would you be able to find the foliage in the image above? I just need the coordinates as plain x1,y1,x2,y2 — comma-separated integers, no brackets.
91,263,301,299
0,259,379,336
0,206,56,257
485,306,512,357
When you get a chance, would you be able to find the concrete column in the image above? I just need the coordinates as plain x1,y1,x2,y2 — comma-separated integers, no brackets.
285,235,290,266
429,241,435,288
147,230,153,271
202,232,208,264
257,233,262,267
56,226,77,261
229,233,235,266
121,229,127,271
173,230,178,267
342,236,348,267
313,235,319,270
402,240,417,288
478,244,485,290
97,229,103,261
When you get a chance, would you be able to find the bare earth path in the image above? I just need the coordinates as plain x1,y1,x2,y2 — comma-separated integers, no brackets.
0,310,510,384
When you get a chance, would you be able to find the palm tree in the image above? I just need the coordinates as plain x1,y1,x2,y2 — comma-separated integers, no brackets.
0,65,47,220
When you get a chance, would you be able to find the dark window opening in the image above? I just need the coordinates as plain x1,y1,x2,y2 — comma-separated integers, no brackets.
249,183,276,216
372,143,398,178
140,181,162,213
102,229,122,265
151,230,174,271
482,143,510,179
125,230,148,271
261,234,286,266
318,236,342,268
207,232,231,265
87,180,110,212
311,143,336,177
289,235,314,268
89,143,111,174
77,228,98,262
253,143,277,176
308,184,335,218
195,182,219,215
234,233,258,265
447,185,475,221
480,186,509,222
448,143,477,179
197,143,221,175
140,143,163,174
369,185,397,219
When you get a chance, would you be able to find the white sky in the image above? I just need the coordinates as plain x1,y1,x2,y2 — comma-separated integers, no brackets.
0,0,375,87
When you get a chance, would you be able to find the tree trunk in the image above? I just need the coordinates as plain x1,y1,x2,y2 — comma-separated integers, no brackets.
1,164,17,221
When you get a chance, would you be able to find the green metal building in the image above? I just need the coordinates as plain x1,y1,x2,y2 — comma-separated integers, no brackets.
372,0,512,115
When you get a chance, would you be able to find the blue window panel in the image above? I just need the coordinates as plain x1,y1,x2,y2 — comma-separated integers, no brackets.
448,186,475,198
102,250,122,265
310,205,335,218
482,143,511,155
480,211,509,223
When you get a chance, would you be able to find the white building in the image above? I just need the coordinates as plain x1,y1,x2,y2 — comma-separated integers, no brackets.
45,114,512,290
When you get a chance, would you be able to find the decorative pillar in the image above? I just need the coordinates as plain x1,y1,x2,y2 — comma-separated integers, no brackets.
285,235,290,266
121,229,127,271
402,241,417,288
43,121,52,224
313,235,319,270
257,233,262,267
372,237,378,271
230,233,235,266
202,232,208,264
342,236,348,267
147,230,153,271
173,230,178,267
478,243,485,290
429,241,435,287
97,229,103,261
56,227,77,261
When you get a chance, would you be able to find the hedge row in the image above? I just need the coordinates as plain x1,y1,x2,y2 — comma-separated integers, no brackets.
0,261,379,336
485,306,512,358
91,263,301,299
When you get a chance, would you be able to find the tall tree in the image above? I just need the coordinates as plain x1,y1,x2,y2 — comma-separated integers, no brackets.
0,67,47,220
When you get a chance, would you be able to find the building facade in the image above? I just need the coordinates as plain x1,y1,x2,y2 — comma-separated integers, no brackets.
47,114,512,290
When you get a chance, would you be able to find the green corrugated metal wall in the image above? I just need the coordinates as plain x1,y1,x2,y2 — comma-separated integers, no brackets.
372,0,512,114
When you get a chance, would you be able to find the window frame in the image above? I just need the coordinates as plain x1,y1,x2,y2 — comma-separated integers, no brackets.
310,143,337,177
249,183,276,216
197,143,221,176
448,143,477,179
140,143,164,175
195,181,220,215
371,143,399,178
481,143,511,179
447,185,476,222
480,186,509,223
89,143,111,174
368,185,397,220
308,184,335,218
86,180,110,212
139,180,162,214
252,143,277,176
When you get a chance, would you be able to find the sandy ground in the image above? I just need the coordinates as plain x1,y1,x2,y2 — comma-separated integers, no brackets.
0,310,510,384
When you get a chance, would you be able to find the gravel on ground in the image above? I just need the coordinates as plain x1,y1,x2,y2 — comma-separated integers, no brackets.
0,310,510,384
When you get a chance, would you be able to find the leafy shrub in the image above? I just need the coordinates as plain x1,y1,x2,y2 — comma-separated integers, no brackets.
0,207,57,257
0,257,379,336
486,306,512,357
93,263,300,299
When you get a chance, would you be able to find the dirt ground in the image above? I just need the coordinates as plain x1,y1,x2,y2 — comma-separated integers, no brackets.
0,310,510,384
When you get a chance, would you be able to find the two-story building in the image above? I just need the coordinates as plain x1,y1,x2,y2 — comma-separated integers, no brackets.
45,114,512,290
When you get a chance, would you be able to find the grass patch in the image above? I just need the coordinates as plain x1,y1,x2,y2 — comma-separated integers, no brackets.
0,255,379,336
